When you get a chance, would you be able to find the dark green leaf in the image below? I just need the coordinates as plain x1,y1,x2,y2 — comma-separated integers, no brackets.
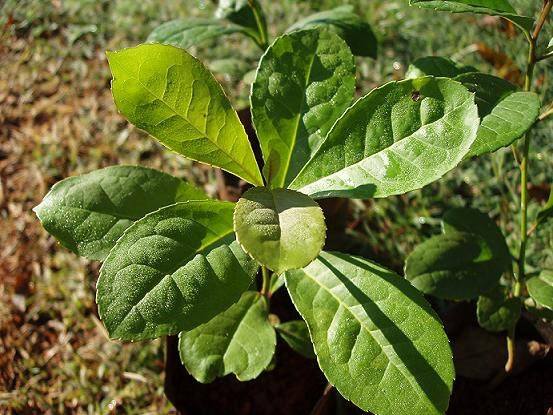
215,0,266,43
147,19,246,49
286,251,454,415
442,207,511,267
33,166,207,261
406,56,476,78
454,73,540,157
275,320,315,359
97,200,258,341
107,44,263,186
409,0,534,32
290,77,479,199
286,5,378,58
537,188,553,225
179,291,276,382
404,232,504,299
234,187,326,274
527,270,553,311
251,29,355,187
477,287,520,332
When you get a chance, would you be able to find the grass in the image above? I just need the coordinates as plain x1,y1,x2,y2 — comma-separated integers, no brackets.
1,0,552,413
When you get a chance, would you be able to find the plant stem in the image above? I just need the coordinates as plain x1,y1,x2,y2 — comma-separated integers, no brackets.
506,0,552,375
260,266,270,297
248,0,268,50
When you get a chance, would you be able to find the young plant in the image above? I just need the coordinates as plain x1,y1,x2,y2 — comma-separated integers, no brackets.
405,0,552,374
33,2,550,413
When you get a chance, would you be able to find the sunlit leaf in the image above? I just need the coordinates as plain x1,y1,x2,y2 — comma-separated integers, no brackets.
406,56,476,78
527,270,553,311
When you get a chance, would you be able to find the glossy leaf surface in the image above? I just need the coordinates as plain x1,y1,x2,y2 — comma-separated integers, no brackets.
455,73,540,157
527,270,553,311
179,291,276,382
234,187,326,274
290,77,479,199
34,166,207,261
275,320,315,359
97,201,258,341
409,0,534,32
286,5,378,58
406,56,476,78
285,251,454,415
147,19,246,49
251,29,355,188
108,44,263,186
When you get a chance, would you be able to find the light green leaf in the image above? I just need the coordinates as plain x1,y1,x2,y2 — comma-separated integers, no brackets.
107,44,263,186
477,287,520,332
33,166,207,261
275,320,315,359
269,273,285,295
537,188,553,225
97,200,258,341
406,56,476,79
216,0,266,40
454,73,540,157
442,207,511,267
147,19,246,49
409,0,534,32
527,270,553,311
404,232,504,299
287,6,378,58
251,29,355,188
234,187,326,274
285,251,454,415
179,291,276,383
290,77,479,199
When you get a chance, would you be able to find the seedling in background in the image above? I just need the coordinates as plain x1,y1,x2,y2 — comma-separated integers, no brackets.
34,0,553,414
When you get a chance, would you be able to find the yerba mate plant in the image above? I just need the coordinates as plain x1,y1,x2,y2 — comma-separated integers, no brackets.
34,0,552,414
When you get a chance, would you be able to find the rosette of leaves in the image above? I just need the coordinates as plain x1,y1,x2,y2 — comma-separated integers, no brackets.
37,26,491,414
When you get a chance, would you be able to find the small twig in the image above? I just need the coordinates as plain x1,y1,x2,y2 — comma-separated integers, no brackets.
309,383,334,415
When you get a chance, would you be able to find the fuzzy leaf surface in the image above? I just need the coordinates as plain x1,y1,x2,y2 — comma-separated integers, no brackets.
251,29,355,188
285,251,454,415
179,291,276,382
107,44,262,186
34,166,207,261
286,5,378,57
290,77,479,199
234,187,326,274
97,200,258,341
409,0,534,32
527,270,553,311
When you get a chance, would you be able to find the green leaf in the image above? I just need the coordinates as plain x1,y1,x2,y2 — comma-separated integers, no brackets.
234,187,326,274
454,73,540,157
147,19,247,49
406,56,476,79
537,188,553,225
527,270,553,311
269,273,285,295
275,320,315,359
285,251,454,415
97,200,258,341
107,44,263,186
442,207,511,267
477,287,520,332
251,29,355,188
409,0,534,32
33,166,207,261
404,232,504,300
290,77,479,199
179,291,276,383
287,6,378,58
216,0,267,41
